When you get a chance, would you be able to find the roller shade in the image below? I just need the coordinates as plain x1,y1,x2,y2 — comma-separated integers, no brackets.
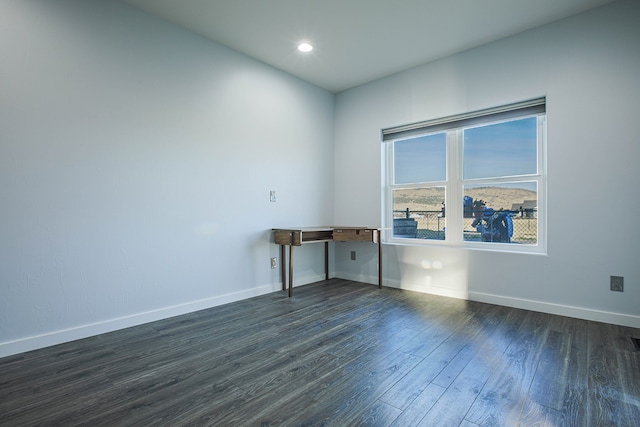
382,97,546,141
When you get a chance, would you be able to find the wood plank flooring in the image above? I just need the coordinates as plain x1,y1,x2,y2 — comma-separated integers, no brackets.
1,279,639,426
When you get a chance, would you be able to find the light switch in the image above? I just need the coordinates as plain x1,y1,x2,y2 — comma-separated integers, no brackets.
270,191,276,202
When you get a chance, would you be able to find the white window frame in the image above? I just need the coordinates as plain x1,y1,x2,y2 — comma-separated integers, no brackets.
382,99,547,254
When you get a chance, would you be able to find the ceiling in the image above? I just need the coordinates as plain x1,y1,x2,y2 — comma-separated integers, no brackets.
121,0,616,93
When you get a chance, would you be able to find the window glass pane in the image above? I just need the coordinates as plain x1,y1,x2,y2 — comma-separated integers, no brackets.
394,133,446,184
393,187,445,240
463,117,537,179
463,183,537,244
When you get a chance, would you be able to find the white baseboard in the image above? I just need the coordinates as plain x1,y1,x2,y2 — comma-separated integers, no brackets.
293,273,330,287
381,277,470,300
6,275,637,359
0,283,281,359
0,272,332,359
341,274,640,328
468,291,640,328
336,271,377,286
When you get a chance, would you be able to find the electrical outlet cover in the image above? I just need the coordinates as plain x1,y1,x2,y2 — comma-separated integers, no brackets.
610,275,624,292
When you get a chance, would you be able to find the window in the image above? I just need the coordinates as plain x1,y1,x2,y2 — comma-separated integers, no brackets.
383,98,546,252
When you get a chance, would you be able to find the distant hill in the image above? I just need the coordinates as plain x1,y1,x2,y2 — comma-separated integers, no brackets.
393,187,537,212
465,187,537,211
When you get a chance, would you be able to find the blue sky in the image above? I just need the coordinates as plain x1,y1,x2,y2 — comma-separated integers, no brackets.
394,133,446,184
394,117,537,185
463,117,537,179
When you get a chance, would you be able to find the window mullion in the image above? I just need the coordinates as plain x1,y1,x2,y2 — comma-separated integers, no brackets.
383,142,394,234
445,130,463,244
537,115,547,250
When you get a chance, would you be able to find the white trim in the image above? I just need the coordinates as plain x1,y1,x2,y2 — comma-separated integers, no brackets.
6,276,637,359
337,271,381,288
0,272,331,358
382,277,469,300
383,110,547,254
341,274,640,328
338,274,470,300
0,283,281,358
469,291,640,328
294,273,332,286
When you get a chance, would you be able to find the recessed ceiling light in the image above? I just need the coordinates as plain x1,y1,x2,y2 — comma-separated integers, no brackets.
298,42,313,53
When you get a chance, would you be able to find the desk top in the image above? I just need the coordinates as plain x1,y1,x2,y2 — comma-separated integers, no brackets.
272,226,332,233
273,226,381,245
272,226,380,232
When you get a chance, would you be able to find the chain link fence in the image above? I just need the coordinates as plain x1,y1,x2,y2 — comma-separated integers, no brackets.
393,209,537,244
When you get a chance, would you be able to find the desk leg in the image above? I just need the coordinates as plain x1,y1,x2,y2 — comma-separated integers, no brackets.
280,245,286,291
378,239,382,289
325,242,329,280
288,244,294,297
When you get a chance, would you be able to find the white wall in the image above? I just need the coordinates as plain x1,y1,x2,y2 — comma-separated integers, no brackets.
2,0,638,359
0,0,334,357
334,0,640,327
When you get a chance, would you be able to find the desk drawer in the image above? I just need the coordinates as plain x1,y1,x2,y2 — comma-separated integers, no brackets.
333,228,377,243
274,230,301,246
274,229,333,245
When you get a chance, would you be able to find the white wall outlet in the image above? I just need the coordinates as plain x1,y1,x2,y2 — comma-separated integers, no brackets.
271,257,277,269
270,191,276,202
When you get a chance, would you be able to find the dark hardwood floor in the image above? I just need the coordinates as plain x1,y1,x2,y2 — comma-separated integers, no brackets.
1,279,639,426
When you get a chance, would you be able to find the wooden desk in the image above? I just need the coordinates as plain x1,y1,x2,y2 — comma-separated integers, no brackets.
273,227,382,297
